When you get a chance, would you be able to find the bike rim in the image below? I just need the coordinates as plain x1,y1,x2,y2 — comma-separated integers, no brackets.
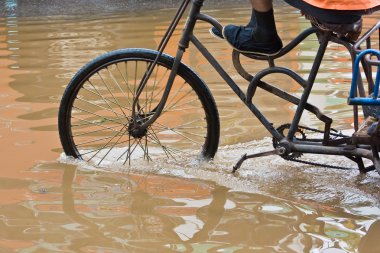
66,57,210,166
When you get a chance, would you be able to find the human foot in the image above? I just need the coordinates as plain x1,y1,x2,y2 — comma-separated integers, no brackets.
223,24,282,55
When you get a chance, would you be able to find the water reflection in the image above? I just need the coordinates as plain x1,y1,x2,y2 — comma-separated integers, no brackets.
0,164,378,252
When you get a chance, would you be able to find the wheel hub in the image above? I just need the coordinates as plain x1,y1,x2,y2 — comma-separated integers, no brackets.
128,122,148,138
128,114,149,138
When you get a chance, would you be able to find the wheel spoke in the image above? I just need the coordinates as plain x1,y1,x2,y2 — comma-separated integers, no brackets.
146,133,184,160
73,124,122,137
123,139,141,165
151,117,207,138
146,126,186,160
97,72,128,117
75,128,126,147
85,80,131,115
106,66,131,107
87,125,128,162
154,121,204,145
115,63,134,107
72,105,125,126
96,127,130,166
148,65,160,112
76,97,128,119
117,137,137,161
138,67,169,112
79,138,131,157
164,87,196,112
71,115,122,131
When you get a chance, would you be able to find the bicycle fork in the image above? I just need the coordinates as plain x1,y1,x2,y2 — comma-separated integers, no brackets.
129,0,202,136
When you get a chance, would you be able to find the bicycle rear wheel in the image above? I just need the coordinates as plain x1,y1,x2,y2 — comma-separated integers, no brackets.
59,48,220,166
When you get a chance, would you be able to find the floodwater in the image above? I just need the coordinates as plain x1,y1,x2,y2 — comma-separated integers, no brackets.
1,3,380,252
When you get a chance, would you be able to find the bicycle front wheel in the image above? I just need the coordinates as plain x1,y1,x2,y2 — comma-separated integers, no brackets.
59,48,220,166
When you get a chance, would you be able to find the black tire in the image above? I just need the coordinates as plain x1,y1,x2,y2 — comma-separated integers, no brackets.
58,48,220,166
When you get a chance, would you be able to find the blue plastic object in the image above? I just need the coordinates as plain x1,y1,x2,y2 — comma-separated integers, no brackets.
348,49,380,105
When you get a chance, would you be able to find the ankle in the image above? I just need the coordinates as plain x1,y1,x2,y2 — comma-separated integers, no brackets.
253,8,278,35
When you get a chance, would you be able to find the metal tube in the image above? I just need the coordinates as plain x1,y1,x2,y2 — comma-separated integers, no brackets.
141,49,185,129
292,143,373,160
190,35,247,102
191,34,283,140
287,32,330,139
196,13,223,32
131,0,191,121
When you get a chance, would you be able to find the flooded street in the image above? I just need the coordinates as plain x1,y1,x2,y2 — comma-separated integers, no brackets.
1,2,380,252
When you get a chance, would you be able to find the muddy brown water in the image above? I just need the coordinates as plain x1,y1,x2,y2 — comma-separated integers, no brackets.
0,4,380,252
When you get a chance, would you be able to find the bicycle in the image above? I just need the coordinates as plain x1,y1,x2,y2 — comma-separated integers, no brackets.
58,0,380,175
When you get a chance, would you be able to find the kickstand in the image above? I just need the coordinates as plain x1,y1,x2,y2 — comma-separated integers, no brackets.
232,149,280,173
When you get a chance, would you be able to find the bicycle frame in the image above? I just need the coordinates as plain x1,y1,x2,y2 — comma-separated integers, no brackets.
130,0,379,171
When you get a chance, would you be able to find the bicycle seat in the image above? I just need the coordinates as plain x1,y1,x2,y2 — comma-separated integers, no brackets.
305,14,362,41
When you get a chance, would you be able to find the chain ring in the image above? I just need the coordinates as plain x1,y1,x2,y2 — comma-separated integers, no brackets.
272,124,306,159
272,124,361,171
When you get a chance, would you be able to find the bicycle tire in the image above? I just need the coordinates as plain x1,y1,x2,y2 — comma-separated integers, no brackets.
59,48,220,166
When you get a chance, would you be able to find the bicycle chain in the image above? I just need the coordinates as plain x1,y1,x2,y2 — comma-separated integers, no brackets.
285,156,353,171
273,124,354,171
